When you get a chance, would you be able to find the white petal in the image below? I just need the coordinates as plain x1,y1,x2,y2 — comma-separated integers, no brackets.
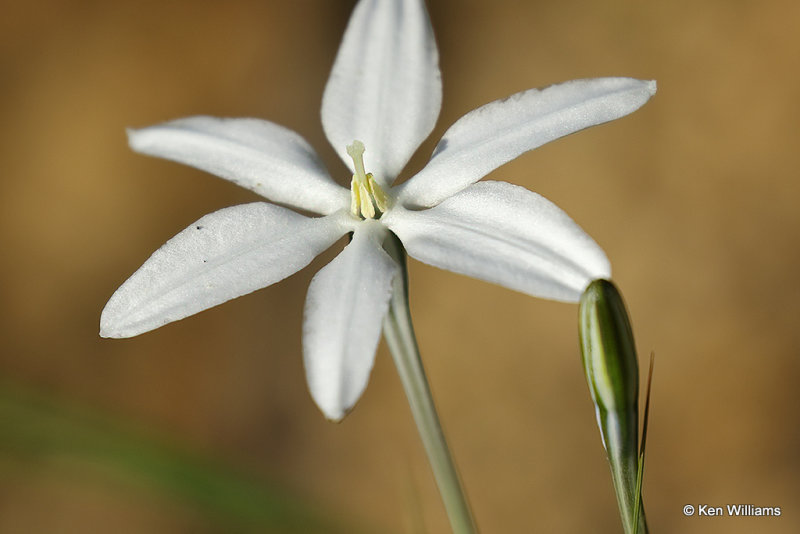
128,116,349,215
397,78,657,207
384,181,610,302
321,0,441,185
303,220,398,421
101,203,349,338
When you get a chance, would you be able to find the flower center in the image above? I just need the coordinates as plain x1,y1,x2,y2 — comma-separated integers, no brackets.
347,140,388,219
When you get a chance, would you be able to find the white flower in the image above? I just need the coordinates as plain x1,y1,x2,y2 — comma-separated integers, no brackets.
100,0,655,421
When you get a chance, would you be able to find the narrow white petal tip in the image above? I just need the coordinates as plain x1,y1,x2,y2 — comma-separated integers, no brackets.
98,323,114,338
125,127,143,149
99,315,132,339
99,329,125,339
321,406,348,423
126,126,157,156
646,79,657,96
99,308,121,338
98,307,145,339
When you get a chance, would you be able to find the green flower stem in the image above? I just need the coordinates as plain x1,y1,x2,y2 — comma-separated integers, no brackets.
382,233,478,534
598,409,648,534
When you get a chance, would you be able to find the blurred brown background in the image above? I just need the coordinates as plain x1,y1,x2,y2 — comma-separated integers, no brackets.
1,0,799,532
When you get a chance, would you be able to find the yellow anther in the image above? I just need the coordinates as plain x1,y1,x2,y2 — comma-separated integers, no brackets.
350,176,361,217
366,175,388,213
357,180,375,219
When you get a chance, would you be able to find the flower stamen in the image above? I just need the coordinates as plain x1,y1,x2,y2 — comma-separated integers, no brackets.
347,140,388,219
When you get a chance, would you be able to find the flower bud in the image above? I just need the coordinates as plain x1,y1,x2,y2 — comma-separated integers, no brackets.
579,279,639,417
579,279,647,534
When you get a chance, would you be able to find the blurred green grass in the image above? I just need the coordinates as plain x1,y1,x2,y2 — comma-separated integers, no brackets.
0,382,352,534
